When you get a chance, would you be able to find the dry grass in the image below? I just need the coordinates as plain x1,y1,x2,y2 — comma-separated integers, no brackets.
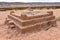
56,17,60,21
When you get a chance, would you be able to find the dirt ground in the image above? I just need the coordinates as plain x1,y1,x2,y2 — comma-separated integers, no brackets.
0,9,60,40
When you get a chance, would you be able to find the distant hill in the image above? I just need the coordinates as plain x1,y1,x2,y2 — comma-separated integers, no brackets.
0,2,60,8
0,2,60,4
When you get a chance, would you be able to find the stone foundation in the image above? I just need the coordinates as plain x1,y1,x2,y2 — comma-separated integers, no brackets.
6,11,57,33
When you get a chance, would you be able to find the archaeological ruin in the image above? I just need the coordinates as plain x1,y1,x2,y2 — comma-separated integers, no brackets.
5,11,57,33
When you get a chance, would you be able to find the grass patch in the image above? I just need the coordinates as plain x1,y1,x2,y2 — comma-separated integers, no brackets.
56,17,60,21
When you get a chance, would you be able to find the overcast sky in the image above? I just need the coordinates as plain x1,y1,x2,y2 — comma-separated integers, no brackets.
0,0,60,2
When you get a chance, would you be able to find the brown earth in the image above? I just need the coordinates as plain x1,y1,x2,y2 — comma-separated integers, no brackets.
0,9,60,40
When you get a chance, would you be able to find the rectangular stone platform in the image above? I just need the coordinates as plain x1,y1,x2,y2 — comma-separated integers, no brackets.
7,11,57,33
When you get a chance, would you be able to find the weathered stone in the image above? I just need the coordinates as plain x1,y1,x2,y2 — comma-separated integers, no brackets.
7,11,57,33
11,11,53,20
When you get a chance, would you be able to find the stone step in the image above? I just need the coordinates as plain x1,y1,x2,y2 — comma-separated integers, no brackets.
12,19,56,33
8,15,55,26
5,18,11,24
11,12,53,20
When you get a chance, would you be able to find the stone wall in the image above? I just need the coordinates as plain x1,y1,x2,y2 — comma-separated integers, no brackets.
6,11,57,33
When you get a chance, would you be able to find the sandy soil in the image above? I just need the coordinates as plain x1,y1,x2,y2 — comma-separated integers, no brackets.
0,9,60,40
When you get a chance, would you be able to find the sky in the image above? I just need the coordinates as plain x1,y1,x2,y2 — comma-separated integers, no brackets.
0,0,60,2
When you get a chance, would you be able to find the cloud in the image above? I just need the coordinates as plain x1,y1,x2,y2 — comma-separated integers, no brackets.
0,0,60,2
